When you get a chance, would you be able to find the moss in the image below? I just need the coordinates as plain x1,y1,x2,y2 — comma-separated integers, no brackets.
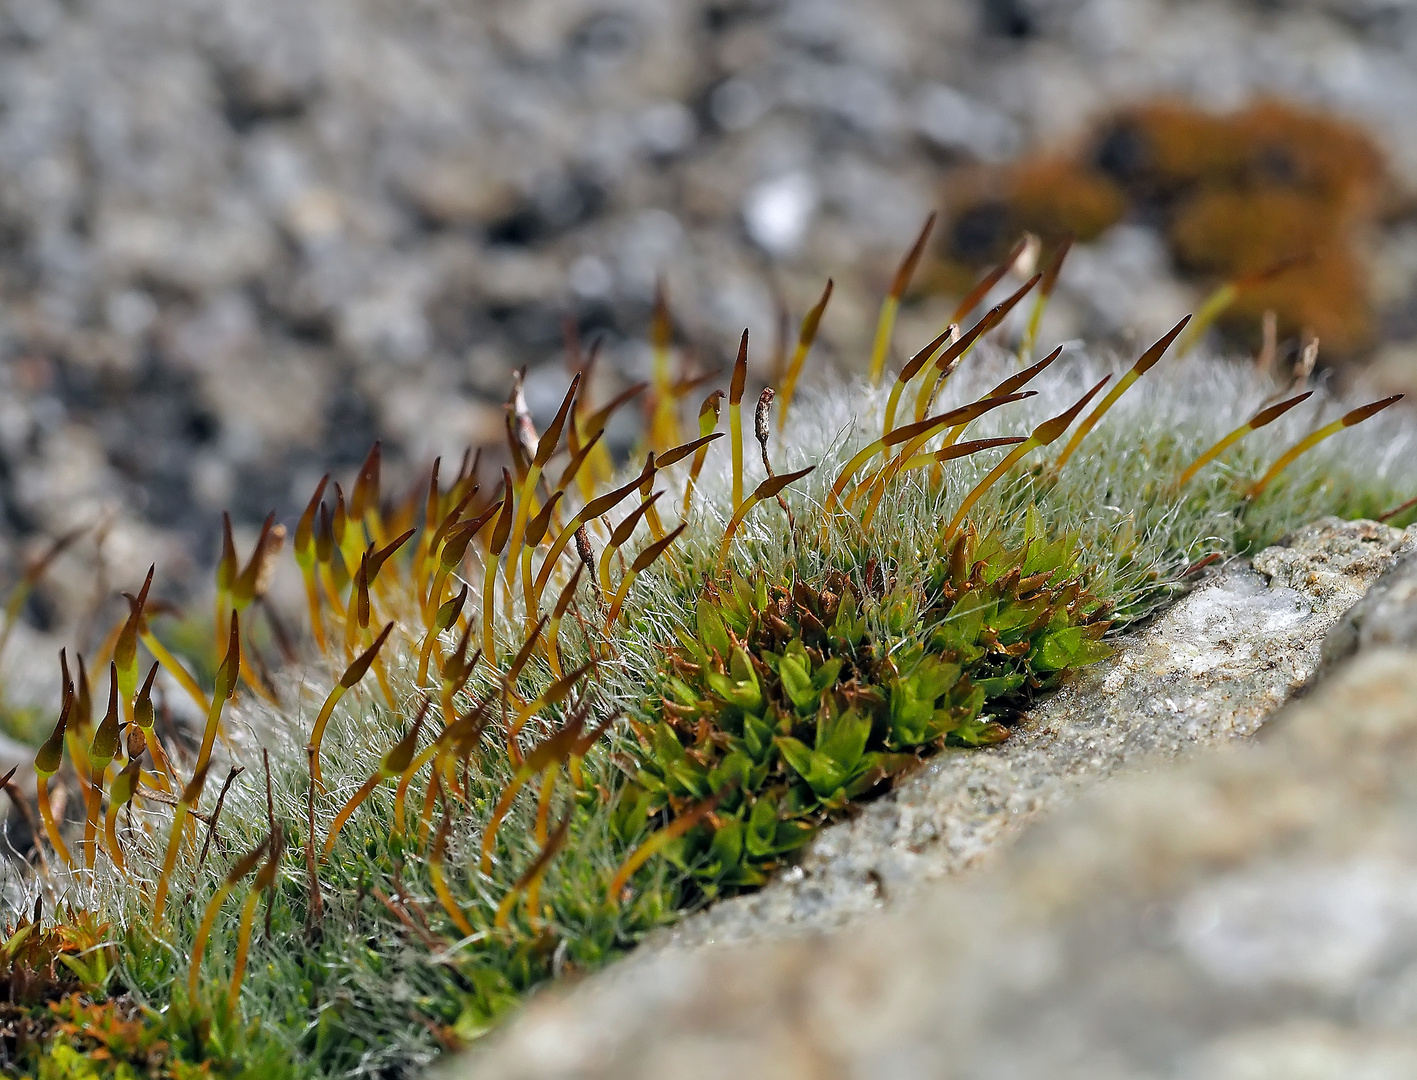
622,521,1109,894
939,98,1389,357
0,229,1413,1078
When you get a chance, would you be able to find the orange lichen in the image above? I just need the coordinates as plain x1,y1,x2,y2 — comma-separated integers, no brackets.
938,98,1388,358
1107,100,1383,217
1010,155,1127,243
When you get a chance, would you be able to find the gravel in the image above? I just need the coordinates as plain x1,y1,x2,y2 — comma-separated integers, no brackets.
5,0,1417,653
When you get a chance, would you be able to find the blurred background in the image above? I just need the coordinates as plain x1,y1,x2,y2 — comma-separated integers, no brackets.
3,0,1417,714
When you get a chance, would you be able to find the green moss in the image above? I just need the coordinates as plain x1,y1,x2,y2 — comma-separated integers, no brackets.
2,228,1413,1078
621,514,1110,894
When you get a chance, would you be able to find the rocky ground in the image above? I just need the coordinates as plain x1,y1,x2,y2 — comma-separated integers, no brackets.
453,523,1417,1080
5,0,1417,649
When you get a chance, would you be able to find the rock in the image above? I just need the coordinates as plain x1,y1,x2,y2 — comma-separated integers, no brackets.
454,639,1417,1080
399,157,521,228
655,517,1414,948
1319,549,1417,673
0,728,36,776
742,172,820,257
1053,224,1201,345
912,83,1022,163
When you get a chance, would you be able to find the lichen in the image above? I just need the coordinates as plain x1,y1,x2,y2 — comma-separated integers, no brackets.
939,99,1388,357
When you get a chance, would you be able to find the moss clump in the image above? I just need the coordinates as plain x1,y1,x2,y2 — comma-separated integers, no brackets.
0,228,1413,1078
940,99,1388,356
623,515,1109,895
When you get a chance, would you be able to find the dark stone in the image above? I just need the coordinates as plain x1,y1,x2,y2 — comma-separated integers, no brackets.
981,0,1033,39
1319,549,1417,676
1093,121,1151,186
949,201,1011,264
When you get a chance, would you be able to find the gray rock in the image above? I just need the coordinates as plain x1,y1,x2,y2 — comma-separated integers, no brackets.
1056,225,1202,347
1320,549,1417,673
454,640,1417,1080
656,517,1414,948
742,172,820,256
913,83,1022,163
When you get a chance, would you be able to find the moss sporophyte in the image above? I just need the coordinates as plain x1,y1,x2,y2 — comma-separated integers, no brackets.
1,222,1414,1077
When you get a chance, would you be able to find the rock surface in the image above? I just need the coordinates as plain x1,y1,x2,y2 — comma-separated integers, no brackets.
656,516,1415,947
456,544,1417,1079
1319,547,1417,674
